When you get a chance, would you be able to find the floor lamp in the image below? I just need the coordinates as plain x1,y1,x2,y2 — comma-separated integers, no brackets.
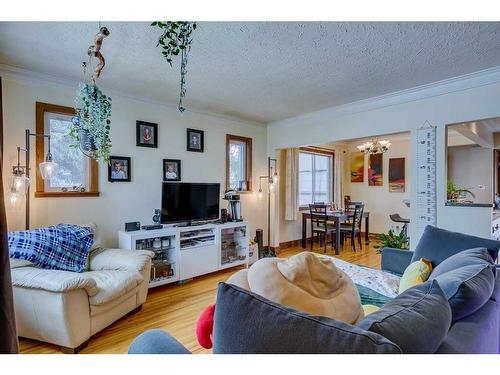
9,129,57,229
258,156,278,257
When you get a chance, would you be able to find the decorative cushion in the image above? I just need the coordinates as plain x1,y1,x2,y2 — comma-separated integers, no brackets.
8,224,94,273
430,263,495,322
398,258,432,294
357,280,452,353
412,225,500,266
430,248,493,278
213,282,401,354
362,305,380,316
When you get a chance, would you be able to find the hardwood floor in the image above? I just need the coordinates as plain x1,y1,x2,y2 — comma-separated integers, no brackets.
18,240,381,354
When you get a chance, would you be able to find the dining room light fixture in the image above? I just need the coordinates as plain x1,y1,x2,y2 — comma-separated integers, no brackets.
356,138,391,154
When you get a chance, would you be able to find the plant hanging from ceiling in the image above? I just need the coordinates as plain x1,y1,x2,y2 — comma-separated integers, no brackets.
69,26,113,164
152,21,197,112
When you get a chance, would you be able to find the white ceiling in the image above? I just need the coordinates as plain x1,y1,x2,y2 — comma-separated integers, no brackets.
1,22,500,123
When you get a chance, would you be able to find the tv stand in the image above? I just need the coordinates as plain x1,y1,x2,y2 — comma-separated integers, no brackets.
118,221,249,288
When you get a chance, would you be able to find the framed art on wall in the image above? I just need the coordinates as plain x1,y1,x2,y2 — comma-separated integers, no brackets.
389,157,405,192
163,159,181,181
136,121,158,148
368,153,383,186
186,128,204,152
350,152,364,183
108,156,131,182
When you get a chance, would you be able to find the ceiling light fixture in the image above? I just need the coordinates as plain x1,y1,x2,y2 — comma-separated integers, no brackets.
357,138,391,154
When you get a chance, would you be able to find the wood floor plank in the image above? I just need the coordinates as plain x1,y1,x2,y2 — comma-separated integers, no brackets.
18,240,381,354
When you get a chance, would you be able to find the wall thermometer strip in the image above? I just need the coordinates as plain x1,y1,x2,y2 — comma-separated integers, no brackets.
416,125,437,236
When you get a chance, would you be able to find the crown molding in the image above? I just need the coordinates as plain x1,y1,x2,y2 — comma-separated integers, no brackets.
0,63,266,128
269,65,500,129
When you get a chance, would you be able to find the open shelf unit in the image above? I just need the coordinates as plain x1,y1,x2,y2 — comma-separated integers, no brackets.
118,221,249,288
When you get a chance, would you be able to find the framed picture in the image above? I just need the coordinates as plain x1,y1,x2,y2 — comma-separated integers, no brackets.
136,121,158,148
108,156,131,182
163,159,181,181
389,157,405,192
350,152,364,183
368,153,383,186
186,128,204,152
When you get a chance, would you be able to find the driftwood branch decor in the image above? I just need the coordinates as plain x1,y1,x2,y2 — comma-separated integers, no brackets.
87,26,110,85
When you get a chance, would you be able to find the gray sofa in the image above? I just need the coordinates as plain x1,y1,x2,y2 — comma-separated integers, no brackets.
129,226,500,354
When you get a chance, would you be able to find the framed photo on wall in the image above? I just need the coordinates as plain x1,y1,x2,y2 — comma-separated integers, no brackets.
389,157,405,192
368,153,383,186
163,159,181,181
186,128,204,152
108,156,131,182
136,121,158,148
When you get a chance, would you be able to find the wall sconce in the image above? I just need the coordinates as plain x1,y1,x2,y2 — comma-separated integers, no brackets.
10,129,58,229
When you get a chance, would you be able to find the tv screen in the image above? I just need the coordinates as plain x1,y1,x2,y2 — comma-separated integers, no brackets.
161,182,220,223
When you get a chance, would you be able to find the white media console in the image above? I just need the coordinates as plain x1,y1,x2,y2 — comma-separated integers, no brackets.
118,221,249,288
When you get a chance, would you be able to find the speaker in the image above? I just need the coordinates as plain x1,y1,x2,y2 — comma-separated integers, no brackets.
255,229,264,259
125,221,141,232
220,208,228,223
152,209,161,225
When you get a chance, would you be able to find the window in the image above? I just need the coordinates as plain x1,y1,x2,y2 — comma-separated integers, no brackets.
35,102,99,197
299,149,333,206
226,134,252,191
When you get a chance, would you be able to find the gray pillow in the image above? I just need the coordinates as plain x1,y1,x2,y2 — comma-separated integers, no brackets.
357,280,451,353
430,264,495,321
431,247,493,278
412,226,500,267
213,282,401,354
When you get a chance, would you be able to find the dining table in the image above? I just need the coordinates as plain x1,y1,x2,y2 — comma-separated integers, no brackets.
301,210,370,255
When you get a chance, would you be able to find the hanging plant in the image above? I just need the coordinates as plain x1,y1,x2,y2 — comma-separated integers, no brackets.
70,83,112,163
152,21,197,112
69,25,112,164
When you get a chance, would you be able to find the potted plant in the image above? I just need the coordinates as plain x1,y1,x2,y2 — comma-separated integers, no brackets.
374,228,409,253
447,180,475,202
70,83,112,164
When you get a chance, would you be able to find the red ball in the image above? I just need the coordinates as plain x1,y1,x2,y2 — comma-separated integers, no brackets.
196,304,215,349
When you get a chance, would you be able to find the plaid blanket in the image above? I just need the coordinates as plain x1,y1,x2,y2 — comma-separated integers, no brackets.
8,224,94,273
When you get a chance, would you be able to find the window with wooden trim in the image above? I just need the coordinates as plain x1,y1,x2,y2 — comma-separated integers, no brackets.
298,148,334,207
226,134,252,192
35,102,99,197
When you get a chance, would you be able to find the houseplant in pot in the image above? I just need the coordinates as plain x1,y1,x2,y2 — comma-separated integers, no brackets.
447,180,475,203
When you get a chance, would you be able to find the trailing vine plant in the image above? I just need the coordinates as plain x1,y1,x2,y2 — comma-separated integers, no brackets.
69,26,113,164
152,21,197,112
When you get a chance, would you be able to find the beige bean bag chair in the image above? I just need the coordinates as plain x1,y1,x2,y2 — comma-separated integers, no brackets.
227,251,364,324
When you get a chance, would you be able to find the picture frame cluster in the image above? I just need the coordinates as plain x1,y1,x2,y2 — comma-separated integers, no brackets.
107,121,205,182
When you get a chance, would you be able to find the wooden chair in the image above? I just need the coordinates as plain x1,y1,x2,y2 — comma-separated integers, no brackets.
309,204,336,253
340,203,364,251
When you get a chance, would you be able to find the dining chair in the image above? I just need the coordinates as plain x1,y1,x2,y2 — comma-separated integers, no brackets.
340,203,364,251
309,204,336,253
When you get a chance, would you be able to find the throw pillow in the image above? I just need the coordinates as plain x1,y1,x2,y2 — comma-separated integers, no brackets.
362,304,380,316
8,224,94,273
357,280,452,354
430,263,495,321
213,282,401,354
398,258,432,294
430,247,493,278
412,225,500,266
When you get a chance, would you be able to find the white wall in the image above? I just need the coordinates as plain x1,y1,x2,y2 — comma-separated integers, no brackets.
2,76,268,247
268,70,500,247
344,137,411,234
447,145,493,204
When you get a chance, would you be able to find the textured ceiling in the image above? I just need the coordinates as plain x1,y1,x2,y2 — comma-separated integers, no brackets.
1,22,500,123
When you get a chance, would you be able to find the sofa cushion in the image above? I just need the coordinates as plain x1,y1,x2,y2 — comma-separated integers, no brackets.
213,282,401,354
431,248,493,278
412,226,500,266
430,264,495,321
87,270,143,306
357,280,451,353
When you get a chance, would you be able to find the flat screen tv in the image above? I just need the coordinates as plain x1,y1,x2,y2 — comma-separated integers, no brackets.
161,182,220,224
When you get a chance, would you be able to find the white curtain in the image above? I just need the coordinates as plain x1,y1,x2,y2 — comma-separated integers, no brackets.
284,148,299,221
333,148,344,208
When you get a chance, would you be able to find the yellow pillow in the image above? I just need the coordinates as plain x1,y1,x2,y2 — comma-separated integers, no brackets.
362,304,380,316
398,258,433,294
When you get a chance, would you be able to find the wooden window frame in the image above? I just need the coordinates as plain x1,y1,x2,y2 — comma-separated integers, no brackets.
226,134,253,192
35,102,99,198
298,146,335,210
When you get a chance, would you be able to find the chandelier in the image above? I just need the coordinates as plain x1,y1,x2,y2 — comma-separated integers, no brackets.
356,138,391,154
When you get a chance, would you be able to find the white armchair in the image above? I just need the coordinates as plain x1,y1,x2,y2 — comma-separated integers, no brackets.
10,248,153,353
